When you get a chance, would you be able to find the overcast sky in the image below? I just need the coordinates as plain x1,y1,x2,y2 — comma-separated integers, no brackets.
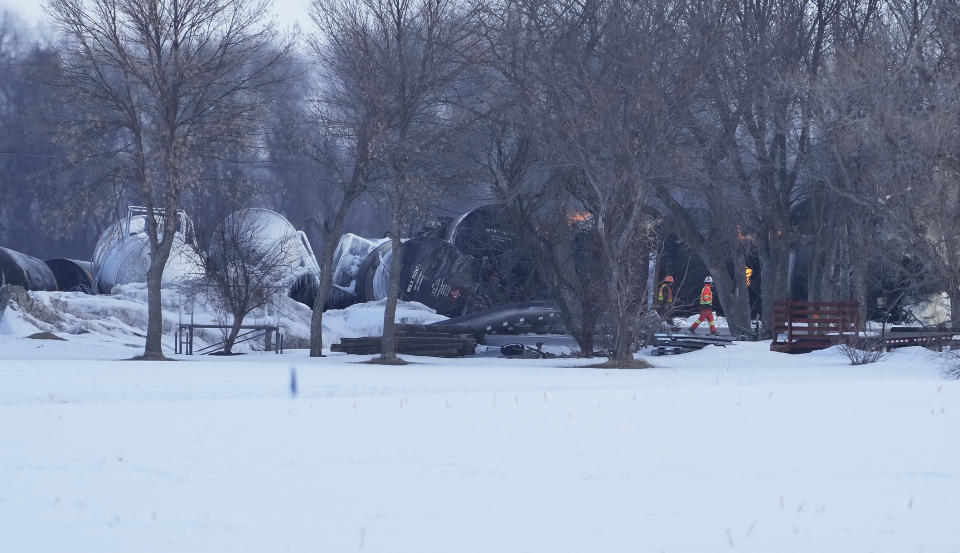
0,0,311,31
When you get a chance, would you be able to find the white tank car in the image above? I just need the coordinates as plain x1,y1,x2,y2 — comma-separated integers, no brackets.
211,208,321,291
92,212,202,294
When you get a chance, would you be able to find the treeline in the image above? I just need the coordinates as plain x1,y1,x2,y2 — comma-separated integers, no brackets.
0,0,958,362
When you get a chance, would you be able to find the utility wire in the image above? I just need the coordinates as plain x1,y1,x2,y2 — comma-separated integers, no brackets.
0,150,321,169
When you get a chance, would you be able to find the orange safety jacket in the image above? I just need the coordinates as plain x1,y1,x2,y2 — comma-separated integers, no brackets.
657,283,673,303
700,284,713,306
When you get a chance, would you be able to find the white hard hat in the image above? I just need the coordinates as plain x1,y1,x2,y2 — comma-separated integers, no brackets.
704,276,713,283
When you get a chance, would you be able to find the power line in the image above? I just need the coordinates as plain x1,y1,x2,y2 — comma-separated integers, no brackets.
0,150,322,170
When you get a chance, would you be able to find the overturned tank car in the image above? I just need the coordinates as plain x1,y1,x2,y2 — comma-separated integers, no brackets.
327,204,562,329
325,233,383,309
44,259,95,294
92,208,203,294
355,237,476,317
0,246,59,291
210,208,322,307
328,234,478,317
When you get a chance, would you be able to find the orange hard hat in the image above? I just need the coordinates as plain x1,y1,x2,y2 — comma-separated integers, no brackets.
665,275,674,283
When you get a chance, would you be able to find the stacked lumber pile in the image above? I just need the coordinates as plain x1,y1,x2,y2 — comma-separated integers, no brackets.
331,324,477,357
652,333,734,356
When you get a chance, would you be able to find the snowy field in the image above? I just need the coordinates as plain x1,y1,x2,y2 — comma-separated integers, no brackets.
1,333,958,552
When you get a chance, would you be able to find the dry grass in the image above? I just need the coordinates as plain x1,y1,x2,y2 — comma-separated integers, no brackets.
26,331,66,341
129,354,175,361
584,358,652,369
7,286,63,326
364,356,409,365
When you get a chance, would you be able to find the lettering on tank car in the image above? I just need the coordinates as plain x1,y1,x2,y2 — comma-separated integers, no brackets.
431,278,450,298
406,264,425,293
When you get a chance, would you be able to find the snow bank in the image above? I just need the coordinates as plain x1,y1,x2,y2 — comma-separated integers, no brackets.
0,284,448,354
0,299,47,337
0,283,315,354
906,292,952,326
320,298,448,346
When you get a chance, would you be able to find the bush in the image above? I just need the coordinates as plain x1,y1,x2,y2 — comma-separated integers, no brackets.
835,334,888,365
942,349,960,380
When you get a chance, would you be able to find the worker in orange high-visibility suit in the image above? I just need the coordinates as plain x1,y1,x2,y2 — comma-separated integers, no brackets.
689,276,718,334
655,275,674,315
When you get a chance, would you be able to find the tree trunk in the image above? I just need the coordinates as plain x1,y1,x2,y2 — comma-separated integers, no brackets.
309,300,326,357
759,238,791,335
223,316,244,355
722,246,752,335
949,286,960,329
143,261,166,359
380,214,404,362
310,201,355,357
612,309,634,363
608,262,635,364
141,207,177,360
811,237,837,303
806,238,821,302
699,249,751,335
715,282,751,336
850,264,869,330
567,299,595,358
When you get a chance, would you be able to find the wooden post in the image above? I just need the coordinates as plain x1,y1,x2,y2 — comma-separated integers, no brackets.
787,301,793,349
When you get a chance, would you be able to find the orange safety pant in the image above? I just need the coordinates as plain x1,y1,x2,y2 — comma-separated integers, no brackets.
689,308,716,333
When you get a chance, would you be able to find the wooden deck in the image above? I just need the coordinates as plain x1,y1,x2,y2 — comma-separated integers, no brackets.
770,301,859,353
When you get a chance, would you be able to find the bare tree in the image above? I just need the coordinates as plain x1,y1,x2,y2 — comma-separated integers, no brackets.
478,0,690,364
304,0,385,357
664,0,840,335
311,0,479,363
199,208,299,354
812,0,960,324
45,0,289,359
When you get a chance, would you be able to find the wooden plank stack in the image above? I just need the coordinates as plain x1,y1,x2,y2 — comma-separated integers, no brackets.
331,324,477,357
652,333,734,355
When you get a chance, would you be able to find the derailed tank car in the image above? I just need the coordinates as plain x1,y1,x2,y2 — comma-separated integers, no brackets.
211,208,322,307
0,246,58,291
352,237,475,317
327,204,544,321
325,233,383,309
45,259,95,294
92,209,203,294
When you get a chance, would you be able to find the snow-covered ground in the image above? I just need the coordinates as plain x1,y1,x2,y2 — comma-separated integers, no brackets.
0,283,446,353
1,319,958,552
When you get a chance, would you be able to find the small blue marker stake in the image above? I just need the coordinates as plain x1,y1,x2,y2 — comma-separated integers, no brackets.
289,367,298,398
